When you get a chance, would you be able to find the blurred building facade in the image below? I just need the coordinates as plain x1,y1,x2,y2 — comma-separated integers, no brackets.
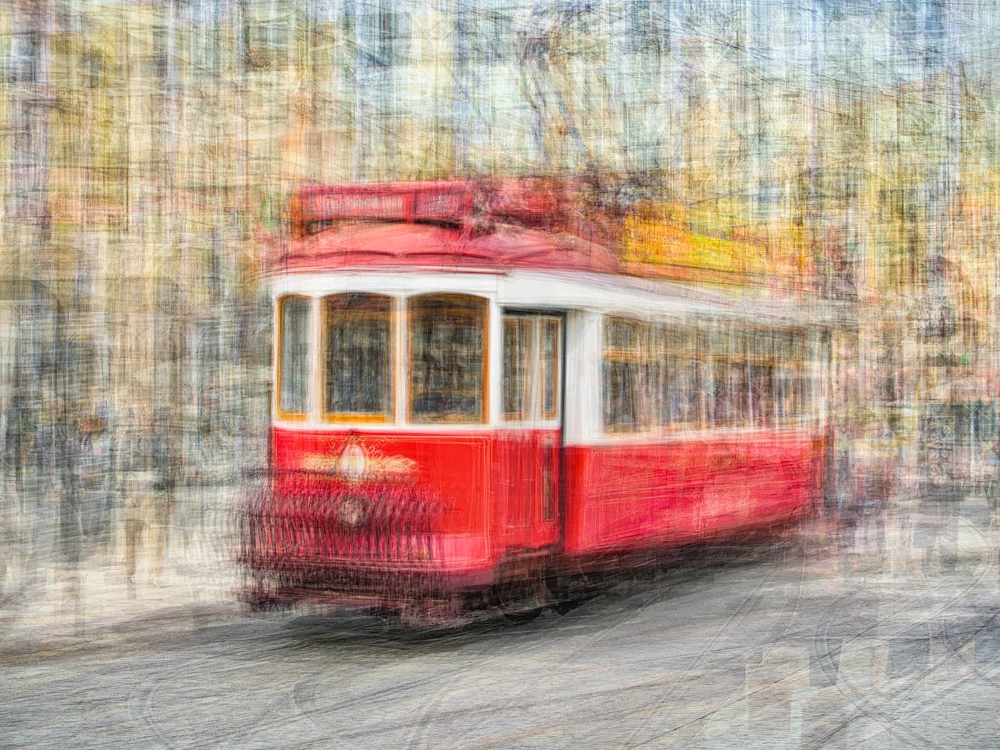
0,0,997,490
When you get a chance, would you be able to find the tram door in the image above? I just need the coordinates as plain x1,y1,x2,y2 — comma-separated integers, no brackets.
500,313,562,551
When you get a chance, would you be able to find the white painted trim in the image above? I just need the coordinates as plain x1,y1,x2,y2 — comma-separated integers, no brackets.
268,269,827,327
563,310,602,444
268,269,833,436
270,271,502,300
270,420,498,434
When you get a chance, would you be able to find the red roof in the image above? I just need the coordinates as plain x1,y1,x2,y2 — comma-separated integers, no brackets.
265,180,620,276
265,222,619,275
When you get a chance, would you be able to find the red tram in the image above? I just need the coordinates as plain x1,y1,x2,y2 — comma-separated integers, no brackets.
239,180,832,621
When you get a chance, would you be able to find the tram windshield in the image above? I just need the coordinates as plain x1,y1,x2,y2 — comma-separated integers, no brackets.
278,296,311,417
276,292,489,425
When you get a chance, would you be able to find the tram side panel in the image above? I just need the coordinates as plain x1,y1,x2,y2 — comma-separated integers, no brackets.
561,429,823,556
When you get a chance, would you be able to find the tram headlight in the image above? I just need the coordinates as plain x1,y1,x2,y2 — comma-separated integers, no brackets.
337,443,367,482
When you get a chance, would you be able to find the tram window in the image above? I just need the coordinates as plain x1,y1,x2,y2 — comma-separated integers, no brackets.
706,324,739,428
748,328,774,428
719,361,749,428
696,326,714,426
698,321,757,429
503,317,532,421
408,294,488,423
774,330,789,424
602,317,645,432
278,296,311,417
802,339,815,425
699,322,723,428
504,316,561,423
774,329,806,426
750,363,774,427
323,294,392,421
541,319,560,420
732,327,751,428
658,325,698,429
644,326,666,429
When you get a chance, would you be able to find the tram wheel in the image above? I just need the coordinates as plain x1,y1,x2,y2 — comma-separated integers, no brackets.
502,606,543,625
493,576,546,625
554,599,584,616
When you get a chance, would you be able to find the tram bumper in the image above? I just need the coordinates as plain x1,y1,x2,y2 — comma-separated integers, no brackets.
237,477,493,612
240,555,493,609
239,517,493,611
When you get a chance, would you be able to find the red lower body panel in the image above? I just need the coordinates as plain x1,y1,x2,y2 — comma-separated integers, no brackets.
562,429,825,556
240,426,826,612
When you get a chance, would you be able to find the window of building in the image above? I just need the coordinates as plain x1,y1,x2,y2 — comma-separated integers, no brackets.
277,296,311,417
474,10,513,65
323,293,393,421
408,294,488,423
360,7,411,68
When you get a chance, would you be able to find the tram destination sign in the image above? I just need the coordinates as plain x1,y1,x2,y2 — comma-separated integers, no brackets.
294,183,474,233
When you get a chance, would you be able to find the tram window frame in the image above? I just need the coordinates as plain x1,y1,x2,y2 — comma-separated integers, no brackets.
276,295,312,420
601,316,650,434
696,324,715,427
321,293,394,423
407,293,489,425
748,327,775,429
803,329,822,426
774,328,808,427
502,316,533,422
540,317,561,421
701,320,744,429
658,323,699,431
502,315,562,424
698,319,761,431
729,325,751,429
602,317,703,435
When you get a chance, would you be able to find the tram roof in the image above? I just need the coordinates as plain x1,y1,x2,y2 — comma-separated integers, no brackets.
262,181,847,328
263,221,620,276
